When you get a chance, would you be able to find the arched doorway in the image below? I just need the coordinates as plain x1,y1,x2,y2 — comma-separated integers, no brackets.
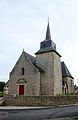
17,78,27,95
64,84,68,94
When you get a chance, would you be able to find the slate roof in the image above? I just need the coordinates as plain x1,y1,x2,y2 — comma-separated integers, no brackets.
24,52,45,72
35,22,61,57
35,47,61,57
10,51,45,74
61,61,74,79
34,62,45,72
23,52,45,72
24,51,36,65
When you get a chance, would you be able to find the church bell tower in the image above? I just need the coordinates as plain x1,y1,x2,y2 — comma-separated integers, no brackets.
35,22,62,95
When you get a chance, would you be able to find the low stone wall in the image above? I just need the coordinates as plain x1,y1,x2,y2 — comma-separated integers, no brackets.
4,95,78,106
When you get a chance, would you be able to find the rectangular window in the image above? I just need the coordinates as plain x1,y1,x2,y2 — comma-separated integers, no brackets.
22,67,24,75
71,80,72,87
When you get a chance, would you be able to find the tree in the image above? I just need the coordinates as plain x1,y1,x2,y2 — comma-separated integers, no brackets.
0,82,5,91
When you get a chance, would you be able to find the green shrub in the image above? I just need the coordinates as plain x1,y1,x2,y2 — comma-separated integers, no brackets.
0,91,3,97
73,117,78,120
0,82,5,91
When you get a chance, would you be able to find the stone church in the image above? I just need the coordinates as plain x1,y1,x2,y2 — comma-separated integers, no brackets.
5,22,74,96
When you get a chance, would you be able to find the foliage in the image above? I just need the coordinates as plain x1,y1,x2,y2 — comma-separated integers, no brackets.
62,92,78,96
73,116,78,120
0,91,3,97
0,81,5,91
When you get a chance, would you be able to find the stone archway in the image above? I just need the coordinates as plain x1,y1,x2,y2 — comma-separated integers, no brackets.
17,78,27,84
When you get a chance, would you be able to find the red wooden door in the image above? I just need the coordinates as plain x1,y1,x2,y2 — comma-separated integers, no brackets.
19,85,24,95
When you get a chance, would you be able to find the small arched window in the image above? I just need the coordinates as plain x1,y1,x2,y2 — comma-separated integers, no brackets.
21,67,24,75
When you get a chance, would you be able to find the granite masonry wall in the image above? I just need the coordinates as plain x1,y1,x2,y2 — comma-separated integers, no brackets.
4,95,78,106
8,52,40,96
36,51,62,95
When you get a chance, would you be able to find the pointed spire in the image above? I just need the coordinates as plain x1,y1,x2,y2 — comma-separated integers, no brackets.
45,19,51,40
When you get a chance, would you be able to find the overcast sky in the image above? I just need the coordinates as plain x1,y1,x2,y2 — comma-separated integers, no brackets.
0,0,78,85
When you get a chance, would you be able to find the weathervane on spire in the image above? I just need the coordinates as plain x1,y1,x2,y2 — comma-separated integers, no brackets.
48,17,49,23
